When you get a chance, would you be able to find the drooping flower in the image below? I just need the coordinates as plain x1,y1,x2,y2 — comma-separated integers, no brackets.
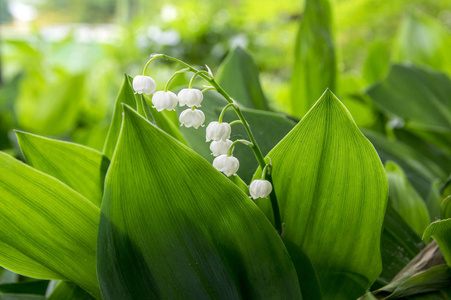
249,180,273,199
179,109,205,129
206,122,231,142
213,155,239,177
133,75,156,95
178,88,203,107
152,91,178,112
210,139,233,156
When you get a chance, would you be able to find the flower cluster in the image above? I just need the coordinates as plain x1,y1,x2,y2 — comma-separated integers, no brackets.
132,76,205,128
132,69,271,200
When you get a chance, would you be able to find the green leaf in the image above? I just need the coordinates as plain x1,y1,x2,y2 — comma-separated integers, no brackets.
423,219,451,267
427,180,443,221
367,64,451,132
386,161,430,234
362,41,391,84
376,205,426,288
0,152,100,298
290,0,336,118
16,131,109,206
47,282,95,300
103,74,138,159
0,295,45,300
255,90,388,299
216,47,269,110
179,91,296,182
97,105,302,299
363,129,447,198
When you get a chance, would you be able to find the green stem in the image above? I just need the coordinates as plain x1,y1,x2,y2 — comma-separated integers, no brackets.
164,68,189,92
227,139,253,156
201,86,215,93
143,54,283,234
189,70,211,89
218,103,235,123
230,120,243,126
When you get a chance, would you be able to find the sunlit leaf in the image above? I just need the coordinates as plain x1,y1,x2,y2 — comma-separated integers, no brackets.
255,90,388,299
97,105,302,299
290,0,336,118
16,131,109,206
0,152,100,298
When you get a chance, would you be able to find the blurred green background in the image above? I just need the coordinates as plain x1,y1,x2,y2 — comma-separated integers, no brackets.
0,0,450,153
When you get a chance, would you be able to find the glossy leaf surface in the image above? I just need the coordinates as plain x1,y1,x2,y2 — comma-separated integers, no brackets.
97,106,302,299
255,90,388,299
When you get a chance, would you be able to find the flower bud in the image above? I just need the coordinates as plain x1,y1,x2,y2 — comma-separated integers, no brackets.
249,179,273,199
212,155,239,177
133,75,156,95
206,122,231,142
178,88,203,107
152,91,178,112
210,139,233,156
179,109,205,129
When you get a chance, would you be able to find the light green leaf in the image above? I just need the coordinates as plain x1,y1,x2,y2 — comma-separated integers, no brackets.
290,0,336,118
362,41,391,84
16,131,109,206
367,64,451,132
255,90,388,299
423,219,451,267
363,129,447,198
216,47,269,110
97,105,302,299
103,74,138,159
0,152,100,298
386,161,430,234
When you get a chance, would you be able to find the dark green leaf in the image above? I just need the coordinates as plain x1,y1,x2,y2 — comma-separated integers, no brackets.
216,47,269,110
47,281,95,300
423,219,451,267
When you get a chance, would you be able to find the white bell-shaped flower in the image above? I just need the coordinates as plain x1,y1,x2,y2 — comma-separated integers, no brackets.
179,109,205,129
178,88,203,107
152,91,178,112
206,122,231,142
249,179,273,199
213,155,239,177
133,75,156,95
210,139,233,156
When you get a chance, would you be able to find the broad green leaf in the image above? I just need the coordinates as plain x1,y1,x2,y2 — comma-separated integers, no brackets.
386,161,430,234
47,282,94,300
16,131,109,206
427,180,442,221
363,129,447,198
255,90,388,299
362,41,391,84
0,152,100,298
97,105,302,299
375,206,426,288
290,0,336,118
179,91,296,182
423,219,451,267
216,47,269,110
367,64,451,132
103,74,138,159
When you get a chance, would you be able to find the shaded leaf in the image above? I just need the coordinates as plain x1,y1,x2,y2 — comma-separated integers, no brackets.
97,105,302,299
0,281,48,295
423,219,451,267
441,196,451,220
290,0,336,118
16,131,109,206
216,47,269,110
386,161,430,234
0,152,100,298
255,90,388,299
47,281,94,300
